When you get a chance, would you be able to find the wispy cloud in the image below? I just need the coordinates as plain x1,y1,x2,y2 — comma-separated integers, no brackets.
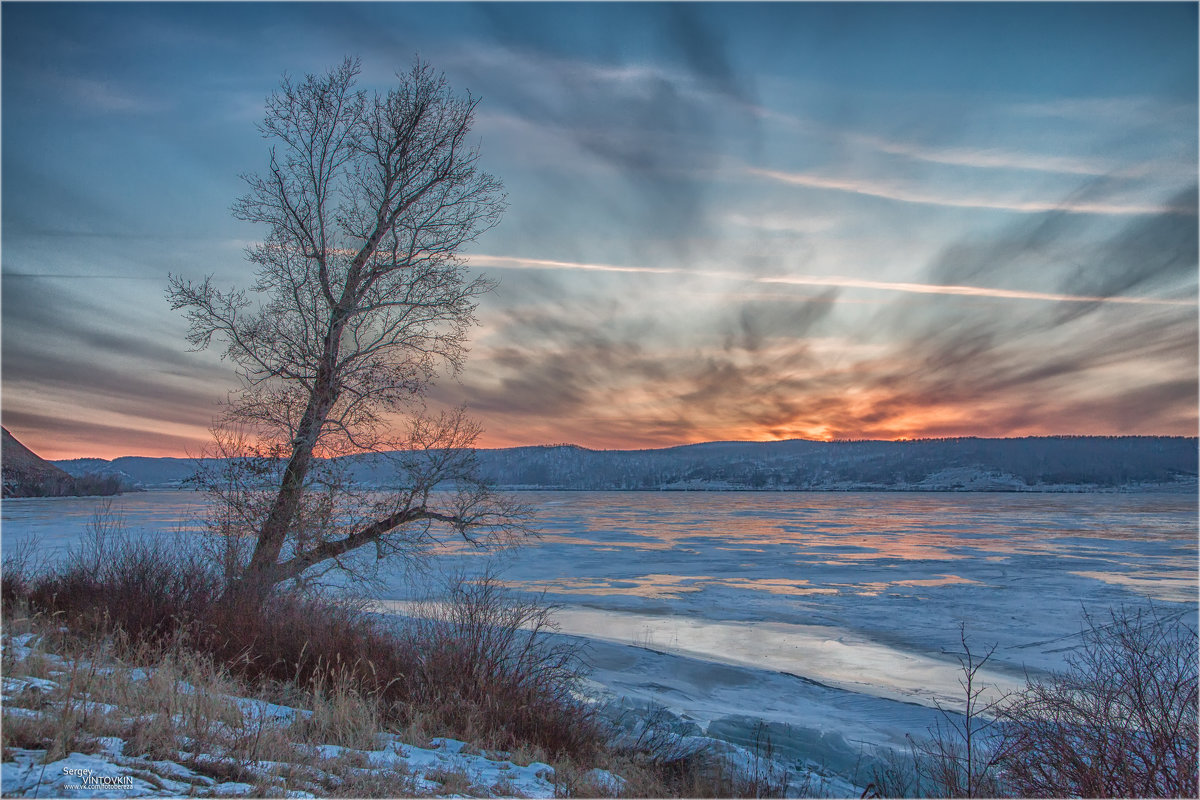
854,135,1113,176
445,43,688,96
53,73,164,114
755,90,1192,181
467,253,1195,307
757,275,1194,307
745,166,1189,216
1008,96,1196,123
469,254,680,276
759,106,1121,177
724,212,837,235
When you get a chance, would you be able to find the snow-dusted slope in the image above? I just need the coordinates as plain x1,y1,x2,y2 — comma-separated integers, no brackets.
54,436,1199,491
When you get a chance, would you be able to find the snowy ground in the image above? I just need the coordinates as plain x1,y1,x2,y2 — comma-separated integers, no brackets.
0,630,619,799
0,624,867,798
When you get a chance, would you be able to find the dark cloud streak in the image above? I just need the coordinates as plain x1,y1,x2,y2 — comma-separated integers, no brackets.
845,183,1199,435
459,289,841,442
467,4,761,254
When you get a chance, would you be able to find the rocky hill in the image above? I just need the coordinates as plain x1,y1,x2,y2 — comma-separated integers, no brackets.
2,428,124,498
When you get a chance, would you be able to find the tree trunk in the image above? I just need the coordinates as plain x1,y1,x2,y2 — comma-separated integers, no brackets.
240,320,345,593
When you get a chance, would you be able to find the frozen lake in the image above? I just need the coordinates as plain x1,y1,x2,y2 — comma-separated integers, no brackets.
4,489,1196,768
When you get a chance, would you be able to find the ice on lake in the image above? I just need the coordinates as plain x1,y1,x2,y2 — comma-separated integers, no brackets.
4,489,1196,768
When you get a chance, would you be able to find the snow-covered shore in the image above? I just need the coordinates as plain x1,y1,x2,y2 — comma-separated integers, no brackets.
2,625,870,798
0,630,617,798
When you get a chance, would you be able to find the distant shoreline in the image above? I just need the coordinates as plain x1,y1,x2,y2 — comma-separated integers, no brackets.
44,436,1198,495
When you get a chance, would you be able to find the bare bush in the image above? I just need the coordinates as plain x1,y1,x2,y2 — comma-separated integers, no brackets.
399,572,603,758
9,521,606,764
1,535,42,613
22,506,220,645
909,624,1007,798
863,746,920,799
999,605,1198,798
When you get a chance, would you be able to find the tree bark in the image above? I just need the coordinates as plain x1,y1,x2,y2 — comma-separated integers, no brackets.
269,505,464,584
241,316,346,592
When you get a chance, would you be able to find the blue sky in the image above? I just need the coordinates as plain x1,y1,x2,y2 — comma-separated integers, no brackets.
2,2,1196,458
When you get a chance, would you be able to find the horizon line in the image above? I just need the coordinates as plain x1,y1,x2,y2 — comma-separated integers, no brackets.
44,432,1200,462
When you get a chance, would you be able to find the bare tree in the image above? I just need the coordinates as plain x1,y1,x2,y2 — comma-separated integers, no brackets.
168,58,524,594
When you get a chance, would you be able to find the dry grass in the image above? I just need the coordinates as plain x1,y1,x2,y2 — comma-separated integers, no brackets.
4,513,607,764
659,749,791,798
862,746,920,799
336,765,421,797
2,615,367,796
424,765,478,795
287,668,384,751
3,616,255,766
1,711,103,760
2,630,120,761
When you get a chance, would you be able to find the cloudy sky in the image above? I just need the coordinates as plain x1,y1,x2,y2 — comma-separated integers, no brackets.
3,2,1197,459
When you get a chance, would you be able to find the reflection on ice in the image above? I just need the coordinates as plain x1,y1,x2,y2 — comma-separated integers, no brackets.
502,574,839,599
500,574,714,599
841,574,985,597
712,577,837,597
406,490,1196,688
550,607,1029,709
1070,569,1198,604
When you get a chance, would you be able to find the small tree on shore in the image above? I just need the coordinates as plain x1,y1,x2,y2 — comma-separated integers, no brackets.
908,625,1007,798
169,58,524,594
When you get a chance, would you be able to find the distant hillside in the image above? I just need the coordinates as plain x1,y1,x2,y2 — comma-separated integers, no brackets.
55,436,1198,493
467,436,1198,492
55,456,206,489
2,427,125,498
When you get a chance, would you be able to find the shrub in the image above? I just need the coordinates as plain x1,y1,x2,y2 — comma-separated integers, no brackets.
909,625,1007,798
395,573,604,759
999,605,1198,798
1,537,39,613
26,538,219,645
890,609,1199,799
5,512,606,763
